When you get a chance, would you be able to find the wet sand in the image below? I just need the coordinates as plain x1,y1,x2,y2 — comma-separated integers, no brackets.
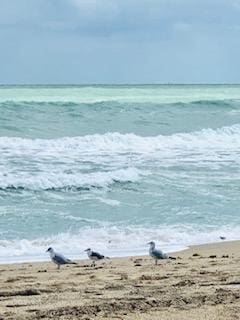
0,240,240,319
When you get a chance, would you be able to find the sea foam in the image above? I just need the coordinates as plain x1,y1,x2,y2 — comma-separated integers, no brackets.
0,224,239,264
0,125,239,190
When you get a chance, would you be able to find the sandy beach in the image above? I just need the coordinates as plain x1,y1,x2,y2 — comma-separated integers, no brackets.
0,241,240,319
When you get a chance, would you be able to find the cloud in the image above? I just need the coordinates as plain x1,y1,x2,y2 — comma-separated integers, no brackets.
0,0,240,83
1,0,239,35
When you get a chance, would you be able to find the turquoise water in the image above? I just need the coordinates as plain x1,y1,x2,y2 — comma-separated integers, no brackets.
1,85,240,262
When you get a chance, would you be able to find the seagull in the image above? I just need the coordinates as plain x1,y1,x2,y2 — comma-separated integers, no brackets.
219,236,226,240
84,248,109,266
46,247,77,269
147,241,176,265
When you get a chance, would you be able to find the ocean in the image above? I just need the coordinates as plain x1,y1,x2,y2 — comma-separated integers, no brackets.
1,84,240,263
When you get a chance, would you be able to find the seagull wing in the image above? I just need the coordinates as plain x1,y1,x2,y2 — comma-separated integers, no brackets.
53,253,69,265
92,251,104,259
153,249,168,260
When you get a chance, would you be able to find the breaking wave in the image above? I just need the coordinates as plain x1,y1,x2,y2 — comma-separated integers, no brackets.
1,123,240,152
0,124,240,190
0,168,143,191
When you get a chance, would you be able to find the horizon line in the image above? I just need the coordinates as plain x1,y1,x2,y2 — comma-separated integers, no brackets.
1,83,240,86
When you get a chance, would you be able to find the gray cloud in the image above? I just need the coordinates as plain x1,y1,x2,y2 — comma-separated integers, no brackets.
0,0,239,83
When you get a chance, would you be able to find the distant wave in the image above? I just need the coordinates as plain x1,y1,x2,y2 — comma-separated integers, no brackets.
1,98,240,139
0,98,239,109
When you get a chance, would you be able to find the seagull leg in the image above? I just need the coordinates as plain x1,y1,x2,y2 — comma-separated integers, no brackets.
155,259,157,266
57,264,60,270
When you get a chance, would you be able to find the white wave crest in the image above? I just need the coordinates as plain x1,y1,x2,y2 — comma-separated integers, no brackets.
0,168,143,190
0,124,240,155
0,124,240,190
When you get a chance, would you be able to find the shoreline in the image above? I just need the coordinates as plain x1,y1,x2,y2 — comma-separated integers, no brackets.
177,239,239,255
1,240,240,319
0,238,234,265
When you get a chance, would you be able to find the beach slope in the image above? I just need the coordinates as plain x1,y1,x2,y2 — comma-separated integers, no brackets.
1,241,240,320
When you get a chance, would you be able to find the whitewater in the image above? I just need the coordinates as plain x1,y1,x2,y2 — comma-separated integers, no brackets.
1,85,240,263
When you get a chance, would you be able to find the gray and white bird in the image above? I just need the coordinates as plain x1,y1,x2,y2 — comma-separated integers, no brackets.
147,241,175,265
46,247,77,269
84,248,109,266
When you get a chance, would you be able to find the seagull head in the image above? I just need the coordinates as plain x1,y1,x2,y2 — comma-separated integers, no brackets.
147,241,155,249
46,247,54,253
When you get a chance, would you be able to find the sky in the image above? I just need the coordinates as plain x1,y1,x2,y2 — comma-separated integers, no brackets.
0,0,240,84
